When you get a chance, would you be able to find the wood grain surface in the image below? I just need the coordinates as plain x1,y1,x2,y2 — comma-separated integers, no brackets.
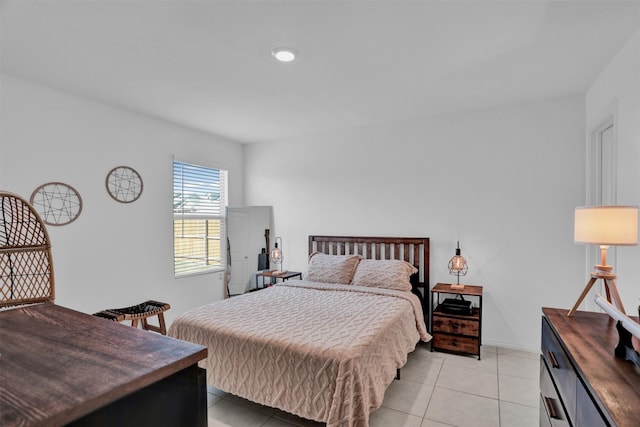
543,307,640,427
0,303,206,427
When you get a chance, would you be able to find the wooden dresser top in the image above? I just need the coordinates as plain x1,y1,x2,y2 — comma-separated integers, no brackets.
0,303,207,427
543,307,640,427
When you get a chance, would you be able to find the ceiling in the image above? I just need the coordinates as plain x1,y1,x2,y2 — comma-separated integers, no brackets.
2,1,640,144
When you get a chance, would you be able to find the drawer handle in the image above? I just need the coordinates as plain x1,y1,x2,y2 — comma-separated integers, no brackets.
546,351,559,369
451,323,459,329
543,396,560,420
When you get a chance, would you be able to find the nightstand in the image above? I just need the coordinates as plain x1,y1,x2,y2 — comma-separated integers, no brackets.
430,283,483,359
254,270,302,290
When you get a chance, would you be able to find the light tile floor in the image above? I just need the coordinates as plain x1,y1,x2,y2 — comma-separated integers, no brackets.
206,344,540,427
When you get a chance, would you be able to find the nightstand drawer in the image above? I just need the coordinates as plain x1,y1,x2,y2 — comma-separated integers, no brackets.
432,315,479,337
430,284,483,359
432,333,478,354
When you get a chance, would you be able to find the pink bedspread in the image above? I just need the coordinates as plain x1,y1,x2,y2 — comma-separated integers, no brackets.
168,280,430,426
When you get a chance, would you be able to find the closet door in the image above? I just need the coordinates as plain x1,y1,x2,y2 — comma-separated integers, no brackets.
226,206,274,295
226,209,250,296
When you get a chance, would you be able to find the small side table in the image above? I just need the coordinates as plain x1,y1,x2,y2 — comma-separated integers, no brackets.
254,270,302,290
430,283,483,359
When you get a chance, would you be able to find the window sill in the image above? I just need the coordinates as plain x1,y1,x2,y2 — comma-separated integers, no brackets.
174,267,225,280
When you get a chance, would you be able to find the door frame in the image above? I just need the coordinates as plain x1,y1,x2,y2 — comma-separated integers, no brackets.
584,105,618,311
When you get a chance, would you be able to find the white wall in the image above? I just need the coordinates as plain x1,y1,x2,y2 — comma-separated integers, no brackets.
245,95,586,351
0,75,244,326
586,28,640,315
6,51,634,351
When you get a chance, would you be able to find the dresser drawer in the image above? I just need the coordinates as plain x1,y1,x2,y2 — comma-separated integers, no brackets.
432,315,479,337
575,378,609,427
539,356,571,427
432,333,478,354
540,395,552,427
541,316,577,423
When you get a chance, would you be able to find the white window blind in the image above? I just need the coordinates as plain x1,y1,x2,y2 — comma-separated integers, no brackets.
173,161,228,277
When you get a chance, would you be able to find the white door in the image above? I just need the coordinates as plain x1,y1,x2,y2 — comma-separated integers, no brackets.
598,123,616,273
227,210,250,296
587,121,616,309
226,206,274,295
596,124,615,206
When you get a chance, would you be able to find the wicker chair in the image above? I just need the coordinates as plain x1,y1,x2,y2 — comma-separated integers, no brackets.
1,191,55,308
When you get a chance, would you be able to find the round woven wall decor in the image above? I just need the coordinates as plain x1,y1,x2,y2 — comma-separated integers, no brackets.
30,182,83,226
105,166,143,203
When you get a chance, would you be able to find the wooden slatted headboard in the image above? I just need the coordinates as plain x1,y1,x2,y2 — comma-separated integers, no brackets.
308,235,430,297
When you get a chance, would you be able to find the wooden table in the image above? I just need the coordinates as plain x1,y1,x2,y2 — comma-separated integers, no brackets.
254,270,303,290
0,303,208,427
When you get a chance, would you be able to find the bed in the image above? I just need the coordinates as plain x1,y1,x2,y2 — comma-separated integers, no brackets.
169,235,431,427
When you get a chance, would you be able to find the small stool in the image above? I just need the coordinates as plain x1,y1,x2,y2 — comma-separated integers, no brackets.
94,300,170,335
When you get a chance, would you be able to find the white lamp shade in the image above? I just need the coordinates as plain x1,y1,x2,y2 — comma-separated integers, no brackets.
574,206,638,246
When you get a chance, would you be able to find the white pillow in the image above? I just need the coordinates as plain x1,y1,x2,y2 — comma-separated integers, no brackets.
306,252,362,284
351,259,418,292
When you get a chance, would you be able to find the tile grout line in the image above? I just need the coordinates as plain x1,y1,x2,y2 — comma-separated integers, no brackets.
497,351,502,427
421,352,445,422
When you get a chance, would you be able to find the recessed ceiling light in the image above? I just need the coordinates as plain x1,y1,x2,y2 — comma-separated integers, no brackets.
271,48,297,63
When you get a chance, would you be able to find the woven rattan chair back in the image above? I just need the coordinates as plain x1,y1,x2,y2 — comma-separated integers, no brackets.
1,191,55,308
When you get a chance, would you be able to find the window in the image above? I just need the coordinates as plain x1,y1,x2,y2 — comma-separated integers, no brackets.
173,161,228,277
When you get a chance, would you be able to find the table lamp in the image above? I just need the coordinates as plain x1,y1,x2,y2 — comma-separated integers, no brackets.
270,236,284,272
568,205,638,316
448,241,468,290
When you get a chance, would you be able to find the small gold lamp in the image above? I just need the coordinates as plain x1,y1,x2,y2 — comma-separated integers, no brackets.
448,241,468,290
568,205,638,316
